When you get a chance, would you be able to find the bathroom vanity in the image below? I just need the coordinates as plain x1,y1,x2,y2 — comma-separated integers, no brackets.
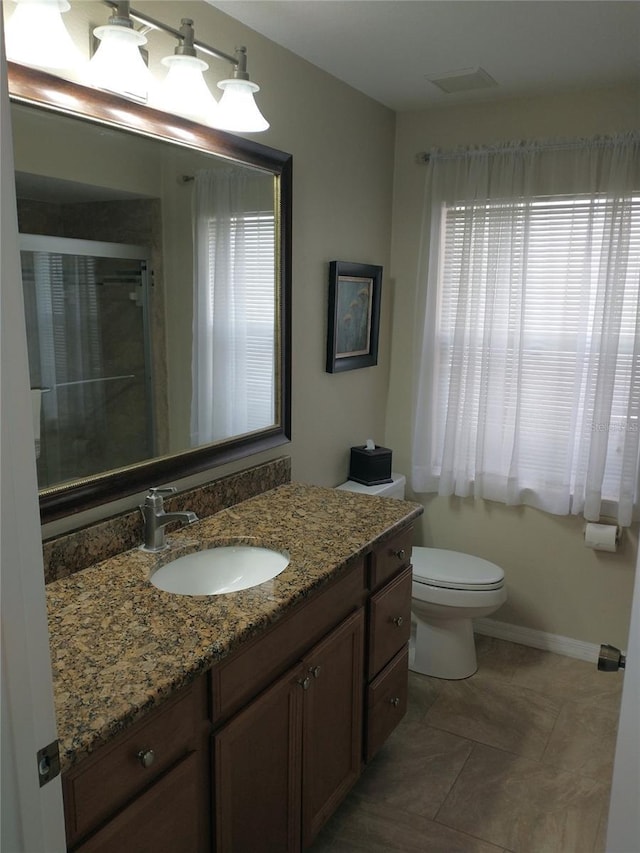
47,483,421,852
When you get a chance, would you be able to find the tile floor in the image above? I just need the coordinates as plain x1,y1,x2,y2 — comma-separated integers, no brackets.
311,635,624,853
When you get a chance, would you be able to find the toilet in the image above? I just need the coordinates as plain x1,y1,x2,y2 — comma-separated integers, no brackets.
337,473,507,679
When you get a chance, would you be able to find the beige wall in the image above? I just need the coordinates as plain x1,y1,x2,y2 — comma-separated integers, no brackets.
386,83,640,648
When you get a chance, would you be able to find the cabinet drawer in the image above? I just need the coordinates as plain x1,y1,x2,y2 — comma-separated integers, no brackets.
211,559,365,723
365,646,409,763
369,527,413,590
64,678,206,846
367,565,412,678
73,753,202,853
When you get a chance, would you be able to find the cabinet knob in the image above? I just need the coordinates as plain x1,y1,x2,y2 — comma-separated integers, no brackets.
390,697,401,708
393,548,406,561
137,748,155,768
298,676,311,691
392,616,404,627
309,665,322,679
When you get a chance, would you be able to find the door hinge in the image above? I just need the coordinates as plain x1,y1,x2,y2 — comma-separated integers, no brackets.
36,740,60,787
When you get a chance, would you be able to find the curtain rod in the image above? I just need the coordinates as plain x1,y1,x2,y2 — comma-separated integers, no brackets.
416,132,639,164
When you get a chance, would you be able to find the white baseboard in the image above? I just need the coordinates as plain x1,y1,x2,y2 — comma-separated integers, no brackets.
473,617,601,663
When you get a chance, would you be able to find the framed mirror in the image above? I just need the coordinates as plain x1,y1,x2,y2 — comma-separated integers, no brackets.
8,63,292,523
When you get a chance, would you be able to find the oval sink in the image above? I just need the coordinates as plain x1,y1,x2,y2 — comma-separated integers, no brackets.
150,545,290,596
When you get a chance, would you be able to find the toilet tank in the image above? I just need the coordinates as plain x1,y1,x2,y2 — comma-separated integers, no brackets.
336,473,406,500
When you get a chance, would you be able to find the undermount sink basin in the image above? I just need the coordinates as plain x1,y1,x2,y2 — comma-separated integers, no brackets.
150,545,290,596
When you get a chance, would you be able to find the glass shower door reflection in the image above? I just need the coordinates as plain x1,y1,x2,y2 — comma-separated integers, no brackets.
20,235,154,490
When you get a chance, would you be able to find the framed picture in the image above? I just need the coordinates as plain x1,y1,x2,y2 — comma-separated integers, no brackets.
326,261,383,373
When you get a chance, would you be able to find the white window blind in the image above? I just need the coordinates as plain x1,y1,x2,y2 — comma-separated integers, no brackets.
430,193,640,519
191,166,277,446
207,211,275,432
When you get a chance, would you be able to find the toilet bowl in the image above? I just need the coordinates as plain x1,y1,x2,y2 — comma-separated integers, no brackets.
411,547,506,679
336,473,507,679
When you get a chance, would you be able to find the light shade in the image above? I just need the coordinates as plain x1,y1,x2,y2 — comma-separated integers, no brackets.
157,54,219,125
215,79,269,133
4,0,83,71
86,23,153,102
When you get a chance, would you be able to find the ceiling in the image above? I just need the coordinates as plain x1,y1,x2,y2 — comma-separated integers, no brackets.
207,1,640,111
15,172,145,204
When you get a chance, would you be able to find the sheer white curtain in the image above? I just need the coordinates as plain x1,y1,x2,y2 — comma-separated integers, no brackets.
191,166,275,445
412,134,640,525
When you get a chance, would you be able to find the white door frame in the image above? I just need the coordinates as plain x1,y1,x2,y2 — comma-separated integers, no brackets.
0,26,66,851
606,544,640,852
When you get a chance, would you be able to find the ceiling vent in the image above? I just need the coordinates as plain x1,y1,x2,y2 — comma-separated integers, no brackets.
426,66,498,94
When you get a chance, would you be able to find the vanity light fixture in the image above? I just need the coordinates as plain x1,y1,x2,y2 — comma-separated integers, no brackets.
91,0,270,132
85,0,153,102
215,47,270,133
157,18,219,125
4,0,270,132
4,0,84,71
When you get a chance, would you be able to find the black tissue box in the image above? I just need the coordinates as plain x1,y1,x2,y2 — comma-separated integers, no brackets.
348,444,392,486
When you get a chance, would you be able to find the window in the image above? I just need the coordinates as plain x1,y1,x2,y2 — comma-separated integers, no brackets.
206,211,275,433
412,136,640,524
191,167,277,446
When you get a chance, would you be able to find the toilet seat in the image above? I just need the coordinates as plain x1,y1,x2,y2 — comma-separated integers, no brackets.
412,547,505,592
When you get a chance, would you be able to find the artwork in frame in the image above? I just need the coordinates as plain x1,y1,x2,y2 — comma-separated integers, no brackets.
326,261,383,373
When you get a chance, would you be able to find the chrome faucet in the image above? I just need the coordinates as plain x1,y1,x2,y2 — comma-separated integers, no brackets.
140,487,198,552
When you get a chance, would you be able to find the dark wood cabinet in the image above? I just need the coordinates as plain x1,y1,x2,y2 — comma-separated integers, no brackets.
368,565,412,678
63,675,210,852
214,665,303,853
300,609,364,848
365,646,409,762
214,607,364,852
210,558,365,725
73,753,202,853
364,533,413,764
61,523,415,852
369,526,414,590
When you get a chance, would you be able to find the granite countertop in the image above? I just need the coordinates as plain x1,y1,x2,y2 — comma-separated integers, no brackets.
46,482,423,773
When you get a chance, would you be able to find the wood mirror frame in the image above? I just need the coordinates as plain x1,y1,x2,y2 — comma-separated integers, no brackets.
8,62,292,524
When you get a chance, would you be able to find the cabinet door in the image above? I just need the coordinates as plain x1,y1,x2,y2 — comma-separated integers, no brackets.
214,666,304,853
73,753,202,853
301,607,364,848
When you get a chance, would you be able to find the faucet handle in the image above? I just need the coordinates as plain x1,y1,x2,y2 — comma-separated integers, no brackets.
143,486,177,507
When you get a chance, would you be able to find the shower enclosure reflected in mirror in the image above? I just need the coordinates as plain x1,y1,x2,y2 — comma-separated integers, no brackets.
21,235,154,489
9,63,292,522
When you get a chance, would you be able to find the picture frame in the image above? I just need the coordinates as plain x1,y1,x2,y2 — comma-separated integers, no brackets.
326,261,383,373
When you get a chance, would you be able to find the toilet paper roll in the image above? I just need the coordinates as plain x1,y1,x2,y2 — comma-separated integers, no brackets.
584,523,620,552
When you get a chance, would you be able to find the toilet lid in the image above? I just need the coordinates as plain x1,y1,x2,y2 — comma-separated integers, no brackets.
412,548,505,591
